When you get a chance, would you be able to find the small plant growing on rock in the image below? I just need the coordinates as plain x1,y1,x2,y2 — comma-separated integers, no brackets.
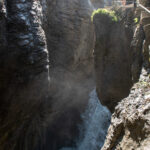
91,9,118,22
134,17,139,24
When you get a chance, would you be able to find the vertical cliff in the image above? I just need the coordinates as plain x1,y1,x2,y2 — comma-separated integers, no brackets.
101,1,150,149
102,68,150,150
0,0,49,149
140,1,150,68
92,6,145,112
0,0,7,104
92,9,133,112
43,0,95,149
0,0,95,150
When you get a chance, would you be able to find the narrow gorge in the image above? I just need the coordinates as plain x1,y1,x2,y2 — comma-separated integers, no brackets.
0,0,149,150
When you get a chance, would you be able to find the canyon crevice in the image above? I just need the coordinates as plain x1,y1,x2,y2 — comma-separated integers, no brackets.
0,0,150,150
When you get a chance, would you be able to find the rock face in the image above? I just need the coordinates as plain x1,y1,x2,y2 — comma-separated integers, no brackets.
131,25,145,82
0,0,7,100
92,7,145,112
140,5,150,68
102,68,150,150
45,0,94,72
44,0,95,149
101,2,150,149
0,0,50,150
0,0,95,150
93,10,134,112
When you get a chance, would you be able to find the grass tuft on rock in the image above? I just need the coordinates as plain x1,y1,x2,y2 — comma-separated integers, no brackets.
134,17,139,24
91,9,118,22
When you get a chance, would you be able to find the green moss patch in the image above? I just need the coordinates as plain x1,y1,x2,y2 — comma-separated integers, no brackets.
91,9,118,22
134,17,139,24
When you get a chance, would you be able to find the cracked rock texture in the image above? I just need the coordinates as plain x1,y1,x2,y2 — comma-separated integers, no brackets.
102,2,150,149
102,68,150,150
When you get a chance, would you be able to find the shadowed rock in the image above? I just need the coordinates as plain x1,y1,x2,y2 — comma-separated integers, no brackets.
93,9,133,112
44,0,95,149
0,0,50,149
0,0,95,150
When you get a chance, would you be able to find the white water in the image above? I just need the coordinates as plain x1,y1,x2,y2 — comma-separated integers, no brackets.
60,89,111,150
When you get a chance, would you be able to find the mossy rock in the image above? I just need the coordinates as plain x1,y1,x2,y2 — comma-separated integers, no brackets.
91,9,118,22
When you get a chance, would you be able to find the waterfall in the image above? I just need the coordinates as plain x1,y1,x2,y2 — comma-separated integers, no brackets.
60,89,111,150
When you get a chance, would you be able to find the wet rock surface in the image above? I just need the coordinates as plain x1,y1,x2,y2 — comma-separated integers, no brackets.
102,68,150,150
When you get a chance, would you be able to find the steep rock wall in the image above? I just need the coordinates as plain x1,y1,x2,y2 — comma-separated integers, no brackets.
93,8,145,112
0,0,7,103
0,0,50,150
102,2,150,149
93,10,133,112
0,0,95,150
102,69,150,150
44,0,95,149
140,1,150,68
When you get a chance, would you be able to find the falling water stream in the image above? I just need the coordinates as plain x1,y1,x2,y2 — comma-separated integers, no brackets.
60,1,112,149
60,89,111,150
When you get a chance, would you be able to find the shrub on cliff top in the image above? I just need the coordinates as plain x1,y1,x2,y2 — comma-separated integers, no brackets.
91,9,118,22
